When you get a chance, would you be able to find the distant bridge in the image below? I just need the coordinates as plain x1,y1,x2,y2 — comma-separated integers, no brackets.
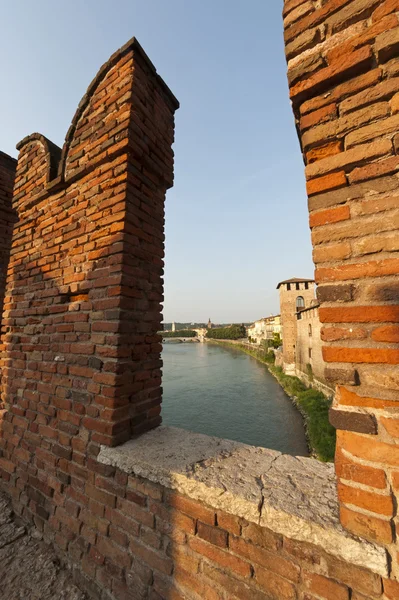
162,328,207,343
162,337,201,343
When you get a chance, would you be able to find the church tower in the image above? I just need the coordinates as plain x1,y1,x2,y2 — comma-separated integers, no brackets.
207,318,212,329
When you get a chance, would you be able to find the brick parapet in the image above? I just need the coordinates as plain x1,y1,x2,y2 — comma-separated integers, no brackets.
284,0,399,577
0,426,389,600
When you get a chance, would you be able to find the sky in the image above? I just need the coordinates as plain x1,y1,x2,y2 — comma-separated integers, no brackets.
1,0,314,324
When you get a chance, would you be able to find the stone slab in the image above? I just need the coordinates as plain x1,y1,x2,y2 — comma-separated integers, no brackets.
98,425,388,576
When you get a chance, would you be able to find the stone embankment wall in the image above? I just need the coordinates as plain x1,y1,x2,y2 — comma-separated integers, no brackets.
285,0,399,591
296,305,329,392
0,14,397,600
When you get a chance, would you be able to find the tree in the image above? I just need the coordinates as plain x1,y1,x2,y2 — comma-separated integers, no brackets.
206,324,246,340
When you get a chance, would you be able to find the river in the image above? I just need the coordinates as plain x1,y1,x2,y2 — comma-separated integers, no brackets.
161,342,309,456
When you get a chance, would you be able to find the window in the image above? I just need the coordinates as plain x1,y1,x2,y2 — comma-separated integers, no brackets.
296,296,305,310
287,283,291,291
305,282,309,290
308,324,312,337
308,348,312,359
296,283,300,290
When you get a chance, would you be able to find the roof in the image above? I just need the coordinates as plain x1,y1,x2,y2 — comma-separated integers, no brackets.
276,278,315,289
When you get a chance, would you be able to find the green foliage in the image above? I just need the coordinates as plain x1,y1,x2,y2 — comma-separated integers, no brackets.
306,362,314,382
206,324,246,340
269,366,335,462
272,333,282,348
161,329,197,338
296,389,336,463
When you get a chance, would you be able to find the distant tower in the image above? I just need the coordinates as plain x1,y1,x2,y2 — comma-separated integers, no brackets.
207,318,212,329
172,321,176,332
277,278,316,374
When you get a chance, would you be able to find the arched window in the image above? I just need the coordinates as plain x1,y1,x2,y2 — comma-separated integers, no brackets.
308,324,312,336
296,296,305,310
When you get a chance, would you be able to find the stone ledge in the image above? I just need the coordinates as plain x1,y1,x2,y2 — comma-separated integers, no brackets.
98,425,388,576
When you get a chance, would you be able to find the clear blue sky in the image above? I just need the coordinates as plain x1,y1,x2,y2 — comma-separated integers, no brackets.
1,0,314,323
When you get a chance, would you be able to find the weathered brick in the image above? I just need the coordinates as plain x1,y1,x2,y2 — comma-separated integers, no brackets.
188,536,251,578
309,204,350,227
129,538,173,576
306,141,343,164
319,305,399,323
338,387,399,408
349,155,399,184
335,444,387,489
316,258,399,282
338,482,394,516
216,511,241,536
373,0,399,20
376,27,399,63
202,563,269,600
230,535,300,582
372,325,399,343
165,492,215,525
321,326,367,341
290,46,373,105
254,565,297,599
96,535,132,568
303,571,350,600
241,522,282,551
340,506,393,544
327,558,382,596
329,408,377,435
197,521,228,548
340,75,399,114
323,346,399,364
307,171,347,196
300,69,382,115
300,103,336,131
384,578,399,600
380,416,399,438
305,138,393,180
313,241,352,263
338,430,399,467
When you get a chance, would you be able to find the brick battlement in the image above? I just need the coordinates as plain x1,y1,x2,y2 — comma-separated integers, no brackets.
1,37,179,450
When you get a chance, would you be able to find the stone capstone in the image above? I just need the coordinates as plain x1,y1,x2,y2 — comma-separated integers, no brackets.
99,425,387,576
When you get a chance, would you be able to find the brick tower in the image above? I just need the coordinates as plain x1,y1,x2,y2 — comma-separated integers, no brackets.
277,277,316,374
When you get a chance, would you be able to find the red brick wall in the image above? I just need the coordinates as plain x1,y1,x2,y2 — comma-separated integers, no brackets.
284,0,399,581
0,151,16,375
0,451,390,600
0,39,178,453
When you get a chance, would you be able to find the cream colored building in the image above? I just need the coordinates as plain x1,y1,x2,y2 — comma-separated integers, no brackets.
248,314,281,345
247,318,267,344
265,314,281,340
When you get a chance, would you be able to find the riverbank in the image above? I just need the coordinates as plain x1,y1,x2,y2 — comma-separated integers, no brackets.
206,340,336,462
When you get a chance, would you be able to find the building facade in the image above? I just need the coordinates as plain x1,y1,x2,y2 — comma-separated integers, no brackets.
247,315,281,345
277,278,316,373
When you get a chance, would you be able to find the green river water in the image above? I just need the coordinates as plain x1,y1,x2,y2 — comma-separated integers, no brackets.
161,342,309,456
